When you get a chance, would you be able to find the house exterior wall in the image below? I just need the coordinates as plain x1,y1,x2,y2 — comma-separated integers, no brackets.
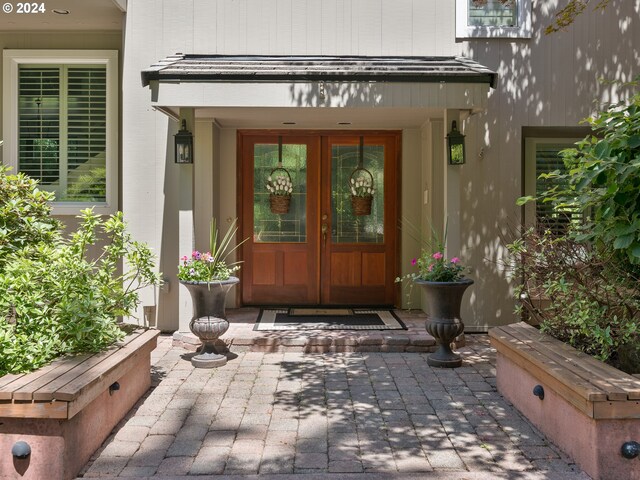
457,1,640,327
0,31,122,265
89,0,640,329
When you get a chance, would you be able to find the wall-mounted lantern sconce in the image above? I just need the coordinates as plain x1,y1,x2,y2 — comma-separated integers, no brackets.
174,119,193,164
447,121,466,165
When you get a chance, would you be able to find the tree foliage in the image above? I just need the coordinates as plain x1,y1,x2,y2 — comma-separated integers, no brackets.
546,0,612,34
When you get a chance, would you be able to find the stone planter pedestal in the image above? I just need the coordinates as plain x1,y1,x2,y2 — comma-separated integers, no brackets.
415,278,474,368
180,277,239,368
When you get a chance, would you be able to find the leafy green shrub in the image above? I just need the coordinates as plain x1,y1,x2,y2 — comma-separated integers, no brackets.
521,84,640,266
0,165,60,268
509,229,639,374
514,81,640,374
0,168,160,376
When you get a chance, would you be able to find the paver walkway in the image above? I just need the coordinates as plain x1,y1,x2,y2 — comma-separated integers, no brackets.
79,323,591,479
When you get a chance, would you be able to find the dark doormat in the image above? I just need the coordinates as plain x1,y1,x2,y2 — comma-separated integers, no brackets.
254,308,407,331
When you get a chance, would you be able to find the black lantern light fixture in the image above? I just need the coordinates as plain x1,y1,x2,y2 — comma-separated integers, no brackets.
174,119,193,164
447,121,466,165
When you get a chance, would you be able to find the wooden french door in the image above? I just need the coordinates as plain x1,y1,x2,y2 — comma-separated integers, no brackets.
239,131,399,306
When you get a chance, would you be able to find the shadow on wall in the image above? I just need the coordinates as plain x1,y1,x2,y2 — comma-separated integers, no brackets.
457,0,640,328
288,81,384,108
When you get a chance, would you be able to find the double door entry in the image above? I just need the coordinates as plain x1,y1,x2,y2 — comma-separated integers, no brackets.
239,131,400,306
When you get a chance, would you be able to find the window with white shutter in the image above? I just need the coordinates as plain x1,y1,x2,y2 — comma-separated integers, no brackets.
456,0,531,38
524,138,584,235
3,50,117,215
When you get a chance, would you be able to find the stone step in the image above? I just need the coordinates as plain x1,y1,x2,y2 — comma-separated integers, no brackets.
172,308,465,354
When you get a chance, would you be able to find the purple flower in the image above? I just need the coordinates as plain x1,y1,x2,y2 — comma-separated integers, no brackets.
411,258,417,266
189,268,196,276
432,252,443,260
451,257,460,264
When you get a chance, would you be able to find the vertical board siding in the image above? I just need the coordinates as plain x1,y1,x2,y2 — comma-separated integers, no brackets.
411,1,436,55
434,0,458,56
276,0,293,54
336,0,353,55
193,1,219,52
186,0,461,56
291,1,308,54
162,0,194,57
320,0,338,54
354,0,383,55
306,0,324,53
381,0,413,55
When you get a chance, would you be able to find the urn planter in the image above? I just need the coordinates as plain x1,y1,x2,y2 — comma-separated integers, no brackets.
415,278,474,368
180,276,239,368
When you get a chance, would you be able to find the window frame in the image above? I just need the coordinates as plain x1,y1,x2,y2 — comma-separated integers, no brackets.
456,0,532,39
3,50,118,215
523,136,585,231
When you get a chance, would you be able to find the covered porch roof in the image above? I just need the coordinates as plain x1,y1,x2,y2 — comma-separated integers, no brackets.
141,54,497,88
141,54,497,117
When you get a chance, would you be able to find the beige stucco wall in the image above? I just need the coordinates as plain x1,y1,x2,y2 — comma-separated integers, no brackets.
120,0,640,331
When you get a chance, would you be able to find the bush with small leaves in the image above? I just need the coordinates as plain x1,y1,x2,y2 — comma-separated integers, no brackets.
0,167,160,375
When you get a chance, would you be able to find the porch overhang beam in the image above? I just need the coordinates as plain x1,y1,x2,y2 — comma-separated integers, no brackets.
145,80,491,112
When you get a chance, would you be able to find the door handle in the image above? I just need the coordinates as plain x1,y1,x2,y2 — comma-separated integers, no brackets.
321,223,328,247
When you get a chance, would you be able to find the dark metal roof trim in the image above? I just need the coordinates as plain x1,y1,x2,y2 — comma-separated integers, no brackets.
141,54,497,89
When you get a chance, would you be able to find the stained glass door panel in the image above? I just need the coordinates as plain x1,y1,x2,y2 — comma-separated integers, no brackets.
240,132,399,306
320,135,398,305
241,134,320,305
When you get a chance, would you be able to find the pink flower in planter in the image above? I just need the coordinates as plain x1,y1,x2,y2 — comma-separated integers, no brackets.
411,258,417,265
432,252,443,260
451,257,460,264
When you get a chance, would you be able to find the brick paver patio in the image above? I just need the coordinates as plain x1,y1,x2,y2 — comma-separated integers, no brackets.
79,310,591,479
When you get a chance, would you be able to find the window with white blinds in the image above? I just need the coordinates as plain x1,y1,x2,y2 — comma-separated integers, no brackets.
3,50,117,215
18,65,107,202
524,138,584,236
456,0,530,38
533,143,580,235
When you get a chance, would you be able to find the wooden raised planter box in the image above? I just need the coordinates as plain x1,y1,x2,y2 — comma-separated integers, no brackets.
490,322,640,480
0,329,159,480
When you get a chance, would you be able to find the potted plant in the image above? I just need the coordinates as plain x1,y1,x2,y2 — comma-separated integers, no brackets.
398,228,473,368
178,218,246,368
